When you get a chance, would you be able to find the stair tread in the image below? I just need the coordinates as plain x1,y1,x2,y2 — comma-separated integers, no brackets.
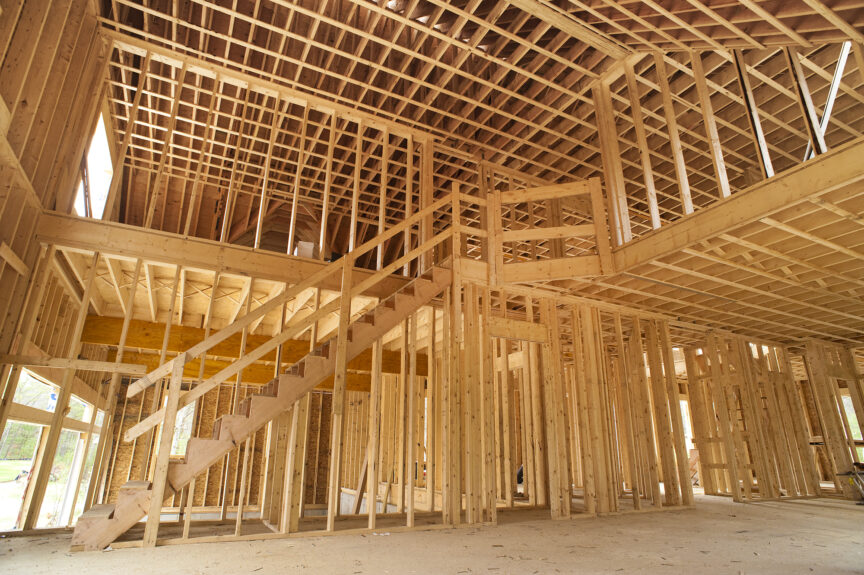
82,503,115,519
121,480,151,491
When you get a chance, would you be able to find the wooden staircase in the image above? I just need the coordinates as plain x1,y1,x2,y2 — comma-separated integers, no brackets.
71,264,451,550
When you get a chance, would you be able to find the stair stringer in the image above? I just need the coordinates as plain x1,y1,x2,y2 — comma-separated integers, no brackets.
71,266,451,550
70,481,154,550
168,266,450,490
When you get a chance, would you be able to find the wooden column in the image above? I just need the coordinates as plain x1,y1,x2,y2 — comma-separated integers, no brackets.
732,49,775,178
480,288,497,523
348,120,362,252
784,47,829,156
425,308,437,511
571,306,596,514
284,104,306,253
143,63,188,229
367,340,382,528
282,395,310,533
592,81,632,245
623,60,661,228
326,257,354,530
654,53,694,215
525,298,547,507
406,314,418,527
142,353,186,547
613,314,641,509
540,299,570,519
102,53,151,221
659,321,694,505
319,113,337,260
705,334,744,502
691,51,731,199
644,321,680,506
86,259,142,509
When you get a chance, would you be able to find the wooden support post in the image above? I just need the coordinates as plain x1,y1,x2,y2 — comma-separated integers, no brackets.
367,340,382,527
470,286,482,523
326,258,353,530
540,299,570,519
613,314,641,509
348,120,362,252
592,81,632,245
319,113,337,260
630,318,662,506
102,53,151,221
644,322,680,505
444,257,463,525
406,313,418,527
420,140,433,271
403,135,414,276
571,306,596,515
377,128,388,271
500,338,514,508
480,288,497,523
683,348,713,494
784,47,829,156
525,298,547,507
234,436,252,535
732,49,775,178
86,259,142,509
690,51,731,199
623,60,661,228
142,353,186,547
516,342,535,506
285,104,307,254
654,53,694,215
779,347,822,496
143,63,188,229
659,321,693,505
705,334,744,502
425,308,437,511
282,395,310,532
142,265,182,482
396,320,408,513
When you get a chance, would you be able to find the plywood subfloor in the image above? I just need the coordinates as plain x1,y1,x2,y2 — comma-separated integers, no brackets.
3,494,862,574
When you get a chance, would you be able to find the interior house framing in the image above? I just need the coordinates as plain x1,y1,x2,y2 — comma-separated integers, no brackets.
0,0,862,552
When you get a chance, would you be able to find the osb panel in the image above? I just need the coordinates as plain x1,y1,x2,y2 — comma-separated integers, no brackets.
191,384,221,508
304,391,332,506
106,383,156,503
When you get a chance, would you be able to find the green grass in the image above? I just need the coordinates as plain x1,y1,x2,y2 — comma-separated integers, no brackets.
0,460,30,482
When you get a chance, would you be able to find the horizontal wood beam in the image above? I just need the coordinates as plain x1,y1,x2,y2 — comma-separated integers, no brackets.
501,256,602,283
19,341,103,407
0,355,147,375
499,180,590,204
7,403,101,435
36,212,409,298
507,0,630,59
613,136,864,272
82,316,427,381
487,317,548,343
114,350,375,392
501,224,595,243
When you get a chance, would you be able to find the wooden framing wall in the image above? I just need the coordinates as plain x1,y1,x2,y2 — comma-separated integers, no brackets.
0,0,863,552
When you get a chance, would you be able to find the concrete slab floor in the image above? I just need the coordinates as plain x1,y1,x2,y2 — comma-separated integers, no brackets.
2,495,862,574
